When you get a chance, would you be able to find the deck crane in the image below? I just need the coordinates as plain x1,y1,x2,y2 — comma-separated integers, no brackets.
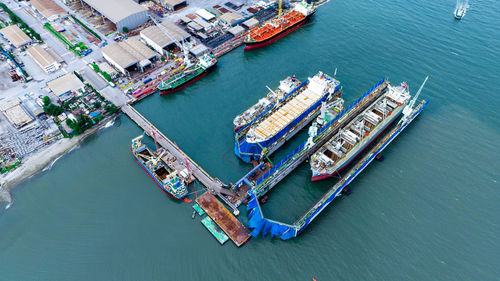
400,76,429,124
148,15,192,68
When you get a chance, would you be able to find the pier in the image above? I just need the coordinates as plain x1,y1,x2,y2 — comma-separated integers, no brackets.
121,105,240,213
196,192,251,247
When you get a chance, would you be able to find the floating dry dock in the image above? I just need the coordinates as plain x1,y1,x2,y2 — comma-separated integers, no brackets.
245,95,429,239
196,192,251,247
231,79,389,205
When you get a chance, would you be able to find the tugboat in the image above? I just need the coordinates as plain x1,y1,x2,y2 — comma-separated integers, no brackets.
130,135,189,201
158,53,217,95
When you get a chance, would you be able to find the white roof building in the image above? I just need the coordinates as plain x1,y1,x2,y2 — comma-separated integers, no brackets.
47,73,85,100
26,45,60,73
83,0,148,31
0,25,32,48
140,22,190,54
101,37,158,74
195,9,215,21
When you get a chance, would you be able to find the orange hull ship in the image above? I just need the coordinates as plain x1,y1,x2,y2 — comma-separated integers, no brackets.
244,1,316,51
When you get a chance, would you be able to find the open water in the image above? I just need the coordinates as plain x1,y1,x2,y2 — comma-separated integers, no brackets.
1,0,499,280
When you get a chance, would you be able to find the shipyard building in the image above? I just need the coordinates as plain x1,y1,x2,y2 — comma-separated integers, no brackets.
83,0,148,31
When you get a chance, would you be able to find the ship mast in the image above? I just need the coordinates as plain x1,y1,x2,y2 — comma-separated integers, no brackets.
278,0,282,18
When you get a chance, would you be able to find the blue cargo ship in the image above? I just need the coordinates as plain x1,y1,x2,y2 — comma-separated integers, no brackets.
234,71,341,163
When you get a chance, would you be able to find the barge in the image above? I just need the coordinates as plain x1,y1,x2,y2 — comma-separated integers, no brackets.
234,71,341,163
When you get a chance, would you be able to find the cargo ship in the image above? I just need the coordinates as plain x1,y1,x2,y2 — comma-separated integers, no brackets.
131,135,189,201
233,75,302,132
235,71,341,163
158,53,217,95
244,0,317,51
309,82,412,181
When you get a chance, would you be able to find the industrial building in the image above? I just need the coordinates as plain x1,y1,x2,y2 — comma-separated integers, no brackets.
26,45,60,73
0,25,32,48
220,12,243,26
242,18,259,29
189,44,209,57
140,22,190,55
101,37,158,75
83,0,148,31
0,99,34,128
47,73,85,102
162,0,187,11
30,0,67,21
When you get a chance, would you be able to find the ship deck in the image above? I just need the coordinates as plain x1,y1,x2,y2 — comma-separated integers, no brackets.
252,85,322,140
196,192,251,247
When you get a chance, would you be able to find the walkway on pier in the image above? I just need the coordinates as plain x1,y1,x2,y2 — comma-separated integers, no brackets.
121,105,238,206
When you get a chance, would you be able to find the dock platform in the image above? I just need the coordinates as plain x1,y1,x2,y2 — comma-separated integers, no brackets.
196,192,251,247
201,216,229,245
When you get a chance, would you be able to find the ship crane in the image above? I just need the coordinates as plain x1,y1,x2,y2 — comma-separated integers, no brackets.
148,15,192,68
400,76,428,125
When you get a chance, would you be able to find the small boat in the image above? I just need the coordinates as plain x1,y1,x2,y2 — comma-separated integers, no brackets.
454,0,467,20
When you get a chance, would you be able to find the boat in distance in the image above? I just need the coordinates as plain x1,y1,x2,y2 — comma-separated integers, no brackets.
454,0,467,19
244,0,316,51
131,135,189,201
158,53,217,95
310,82,412,181
233,75,302,132
235,71,341,163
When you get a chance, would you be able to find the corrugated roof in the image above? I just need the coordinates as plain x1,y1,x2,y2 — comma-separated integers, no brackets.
47,73,85,97
220,12,243,25
102,43,137,69
140,22,190,48
102,37,158,69
0,25,31,47
30,0,66,19
163,0,186,7
27,45,56,68
196,9,215,21
83,0,147,23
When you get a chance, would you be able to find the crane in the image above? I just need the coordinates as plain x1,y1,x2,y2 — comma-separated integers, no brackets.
400,76,428,124
148,15,192,68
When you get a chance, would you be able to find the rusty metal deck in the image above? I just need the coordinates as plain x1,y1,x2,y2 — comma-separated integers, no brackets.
196,192,251,247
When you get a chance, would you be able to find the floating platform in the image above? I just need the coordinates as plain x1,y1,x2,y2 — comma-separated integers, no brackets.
196,192,251,247
192,203,205,216
201,216,229,245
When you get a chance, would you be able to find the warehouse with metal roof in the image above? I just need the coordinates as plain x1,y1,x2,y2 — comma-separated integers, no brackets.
83,0,148,31
30,0,67,21
140,22,190,55
162,0,187,11
0,99,34,128
26,45,60,73
47,73,85,101
101,37,158,74
0,25,32,48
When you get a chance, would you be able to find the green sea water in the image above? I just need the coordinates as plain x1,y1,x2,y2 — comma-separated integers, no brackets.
1,0,499,280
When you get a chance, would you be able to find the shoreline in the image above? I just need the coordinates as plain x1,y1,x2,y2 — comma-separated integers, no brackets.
0,114,119,204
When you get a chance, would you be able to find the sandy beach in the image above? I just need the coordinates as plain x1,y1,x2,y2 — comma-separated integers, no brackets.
0,115,117,204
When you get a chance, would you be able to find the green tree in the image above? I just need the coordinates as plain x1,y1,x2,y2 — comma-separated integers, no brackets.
122,27,129,33
93,101,101,109
43,96,51,106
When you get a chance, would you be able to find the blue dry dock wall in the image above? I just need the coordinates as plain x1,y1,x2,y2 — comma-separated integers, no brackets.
235,81,339,163
295,100,429,235
246,189,297,239
252,78,385,188
317,78,387,135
